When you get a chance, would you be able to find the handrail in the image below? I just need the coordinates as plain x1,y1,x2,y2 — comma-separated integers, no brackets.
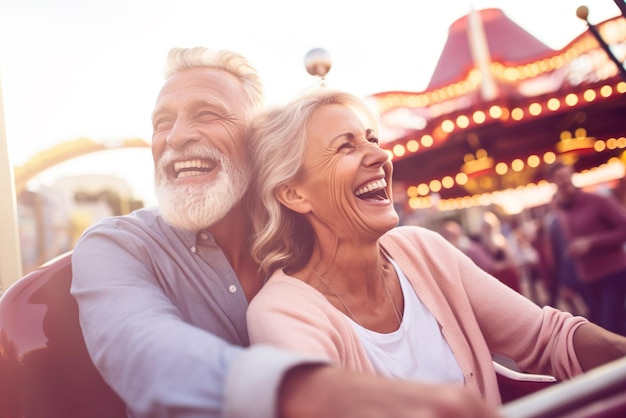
501,356,626,418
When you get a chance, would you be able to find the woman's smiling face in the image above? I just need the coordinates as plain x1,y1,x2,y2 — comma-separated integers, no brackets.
292,104,399,241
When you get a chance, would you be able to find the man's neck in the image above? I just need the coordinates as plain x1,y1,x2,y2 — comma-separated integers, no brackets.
205,202,263,301
206,203,250,258
556,188,579,209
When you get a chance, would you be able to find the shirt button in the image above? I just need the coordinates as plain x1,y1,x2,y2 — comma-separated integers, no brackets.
200,233,208,240
190,246,197,253
229,285,237,293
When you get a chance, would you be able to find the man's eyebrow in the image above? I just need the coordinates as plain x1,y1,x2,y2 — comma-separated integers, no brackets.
190,97,231,114
151,104,173,122
151,98,231,122
151,100,179,122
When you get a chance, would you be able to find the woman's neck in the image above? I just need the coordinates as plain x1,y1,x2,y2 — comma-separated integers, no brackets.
304,239,403,333
307,240,384,291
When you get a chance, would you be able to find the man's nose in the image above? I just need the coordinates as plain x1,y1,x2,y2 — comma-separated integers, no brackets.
166,119,200,149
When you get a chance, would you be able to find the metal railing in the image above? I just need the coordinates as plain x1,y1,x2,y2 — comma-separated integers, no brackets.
502,356,626,418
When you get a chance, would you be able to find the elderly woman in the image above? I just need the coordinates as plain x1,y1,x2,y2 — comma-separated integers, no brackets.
246,90,626,406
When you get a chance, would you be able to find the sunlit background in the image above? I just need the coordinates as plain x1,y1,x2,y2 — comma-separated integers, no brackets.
0,0,624,280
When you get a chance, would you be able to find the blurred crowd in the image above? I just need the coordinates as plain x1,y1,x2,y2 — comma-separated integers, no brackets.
441,210,587,316
440,165,626,337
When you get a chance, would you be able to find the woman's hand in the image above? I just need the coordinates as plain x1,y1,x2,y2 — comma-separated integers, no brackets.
574,322,626,371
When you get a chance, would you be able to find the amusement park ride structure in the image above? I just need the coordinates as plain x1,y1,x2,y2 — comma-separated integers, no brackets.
12,137,150,196
367,7,626,214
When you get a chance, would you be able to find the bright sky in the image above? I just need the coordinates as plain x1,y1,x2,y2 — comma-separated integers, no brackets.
0,0,622,207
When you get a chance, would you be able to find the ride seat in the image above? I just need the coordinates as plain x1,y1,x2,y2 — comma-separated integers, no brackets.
0,252,126,418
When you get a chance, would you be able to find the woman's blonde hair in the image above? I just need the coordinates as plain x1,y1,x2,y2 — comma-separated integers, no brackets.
164,47,264,121
249,90,379,275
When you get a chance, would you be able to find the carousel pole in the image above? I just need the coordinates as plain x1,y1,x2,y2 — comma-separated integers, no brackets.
614,0,626,18
0,69,23,293
577,5,626,82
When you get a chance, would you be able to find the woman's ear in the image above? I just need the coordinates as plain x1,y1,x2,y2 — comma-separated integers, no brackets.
277,184,311,214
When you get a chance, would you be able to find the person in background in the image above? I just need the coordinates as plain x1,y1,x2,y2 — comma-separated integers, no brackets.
441,213,522,293
508,219,542,300
473,211,522,293
246,89,626,408
71,46,499,418
526,216,561,309
539,206,589,316
547,161,626,336
440,219,473,252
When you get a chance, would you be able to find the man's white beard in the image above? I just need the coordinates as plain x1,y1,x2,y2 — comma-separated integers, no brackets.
154,145,251,231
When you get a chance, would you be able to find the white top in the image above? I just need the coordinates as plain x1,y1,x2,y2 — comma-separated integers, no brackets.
349,256,464,384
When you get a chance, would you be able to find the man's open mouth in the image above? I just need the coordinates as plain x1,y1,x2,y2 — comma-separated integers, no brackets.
172,159,216,179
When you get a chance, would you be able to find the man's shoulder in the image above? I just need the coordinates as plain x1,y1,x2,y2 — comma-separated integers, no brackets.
85,206,162,231
74,207,173,250
577,190,620,207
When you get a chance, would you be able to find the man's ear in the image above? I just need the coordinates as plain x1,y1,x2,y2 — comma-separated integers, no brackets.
276,184,311,214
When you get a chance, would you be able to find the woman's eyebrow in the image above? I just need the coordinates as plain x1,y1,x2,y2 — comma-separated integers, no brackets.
329,132,354,145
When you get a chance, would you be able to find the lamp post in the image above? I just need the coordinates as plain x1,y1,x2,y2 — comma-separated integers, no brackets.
576,5,626,81
0,69,23,292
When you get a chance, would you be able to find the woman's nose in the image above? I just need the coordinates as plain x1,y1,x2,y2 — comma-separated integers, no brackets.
363,143,389,167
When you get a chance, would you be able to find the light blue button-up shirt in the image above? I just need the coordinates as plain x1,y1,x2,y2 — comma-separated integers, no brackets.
71,207,318,418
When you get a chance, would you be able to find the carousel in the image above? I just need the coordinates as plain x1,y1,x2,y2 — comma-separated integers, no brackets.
366,7,626,219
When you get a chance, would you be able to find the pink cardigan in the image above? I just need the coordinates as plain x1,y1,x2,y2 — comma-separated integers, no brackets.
247,226,587,405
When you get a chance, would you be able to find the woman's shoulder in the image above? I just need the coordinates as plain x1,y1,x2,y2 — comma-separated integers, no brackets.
383,225,448,247
247,271,352,338
250,271,332,312
381,226,464,272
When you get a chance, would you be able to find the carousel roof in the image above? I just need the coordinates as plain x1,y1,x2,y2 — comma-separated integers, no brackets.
368,8,626,212
427,8,554,90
